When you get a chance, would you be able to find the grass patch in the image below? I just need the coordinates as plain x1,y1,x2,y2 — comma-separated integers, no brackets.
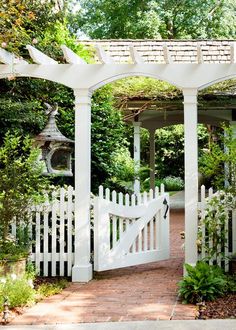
36,278,68,298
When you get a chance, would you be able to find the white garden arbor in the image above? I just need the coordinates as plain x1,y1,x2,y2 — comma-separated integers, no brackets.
1,40,236,282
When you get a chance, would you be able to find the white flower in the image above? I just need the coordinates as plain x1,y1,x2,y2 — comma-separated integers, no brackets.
0,278,6,284
10,273,17,280
1,42,7,48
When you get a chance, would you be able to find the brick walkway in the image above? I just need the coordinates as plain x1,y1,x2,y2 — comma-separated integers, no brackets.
11,209,196,325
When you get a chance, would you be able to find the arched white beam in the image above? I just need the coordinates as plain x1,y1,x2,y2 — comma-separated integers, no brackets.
198,73,236,90
1,63,236,91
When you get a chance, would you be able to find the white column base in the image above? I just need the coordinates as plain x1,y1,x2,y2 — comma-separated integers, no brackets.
72,264,93,282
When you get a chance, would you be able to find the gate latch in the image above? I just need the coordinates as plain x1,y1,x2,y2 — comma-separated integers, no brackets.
163,198,169,219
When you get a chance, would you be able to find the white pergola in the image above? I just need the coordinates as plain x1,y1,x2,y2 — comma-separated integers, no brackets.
1,42,236,282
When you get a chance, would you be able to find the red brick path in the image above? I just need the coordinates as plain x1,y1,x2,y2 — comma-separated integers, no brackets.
11,209,196,324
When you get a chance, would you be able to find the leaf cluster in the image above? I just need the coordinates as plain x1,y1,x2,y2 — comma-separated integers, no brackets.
0,274,35,311
178,261,227,304
199,126,236,193
198,190,236,260
0,132,49,241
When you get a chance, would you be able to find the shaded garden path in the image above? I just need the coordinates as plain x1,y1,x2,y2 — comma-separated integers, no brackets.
11,209,195,324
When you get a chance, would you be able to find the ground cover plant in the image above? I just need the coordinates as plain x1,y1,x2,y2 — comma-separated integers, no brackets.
178,261,228,304
0,268,69,323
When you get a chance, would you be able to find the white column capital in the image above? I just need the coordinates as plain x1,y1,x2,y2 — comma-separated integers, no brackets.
133,121,142,128
182,88,198,104
73,88,92,105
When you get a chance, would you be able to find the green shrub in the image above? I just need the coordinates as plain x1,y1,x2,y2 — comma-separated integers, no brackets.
163,176,184,191
0,275,35,311
37,278,68,298
178,261,227,304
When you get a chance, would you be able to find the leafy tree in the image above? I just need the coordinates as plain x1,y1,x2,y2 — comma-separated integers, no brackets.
0,0,66,54
0,132,49,245
0,98,46,142
75,0,236,39
71,0,161,39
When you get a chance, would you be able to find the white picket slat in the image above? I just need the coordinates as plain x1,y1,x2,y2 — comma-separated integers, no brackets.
67,185,73,276
59,188,65,276
43,205,49,276
51,192,57,276
35,211,41,272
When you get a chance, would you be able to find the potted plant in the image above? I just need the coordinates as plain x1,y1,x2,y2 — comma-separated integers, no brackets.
0,132,49,276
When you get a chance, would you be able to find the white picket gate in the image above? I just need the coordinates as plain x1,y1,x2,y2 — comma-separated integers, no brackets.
28,186,75,277
198,185,236,271
94,185,170,272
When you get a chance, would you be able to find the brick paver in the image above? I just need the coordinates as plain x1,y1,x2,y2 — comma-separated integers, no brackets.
10,209,196,324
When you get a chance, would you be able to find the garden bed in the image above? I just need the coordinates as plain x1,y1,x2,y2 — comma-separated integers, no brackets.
202,293,236,319
0,276,69,324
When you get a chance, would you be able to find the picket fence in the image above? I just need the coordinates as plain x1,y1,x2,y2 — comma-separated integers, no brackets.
198,185,236,271
94,185,169,271
10,184,236,277
24,186,75,277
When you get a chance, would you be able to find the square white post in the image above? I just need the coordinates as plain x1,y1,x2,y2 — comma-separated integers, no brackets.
149,128,156,191
133,121,141,194
72,88,93,282
183,88,198,267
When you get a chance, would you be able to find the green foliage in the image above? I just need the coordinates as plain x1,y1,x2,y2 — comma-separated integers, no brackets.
0,98,46,141
0,275,35,311
112,77,180,99
178,262,227,304
0,0,66,55
0,132,49,246
163,176,184,191
198,191,236,261
76,0,236,39
71,0,161,39
91,86,130,191
226,275,236,292
141,125,186,179
36,278,68,298
109,147,135,192
0,235,29,261
199,126,236,193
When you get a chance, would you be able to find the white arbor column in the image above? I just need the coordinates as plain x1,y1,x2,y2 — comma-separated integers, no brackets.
149,128,156,191
183,88,198,267
133,121,141,194
72,88,93,282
